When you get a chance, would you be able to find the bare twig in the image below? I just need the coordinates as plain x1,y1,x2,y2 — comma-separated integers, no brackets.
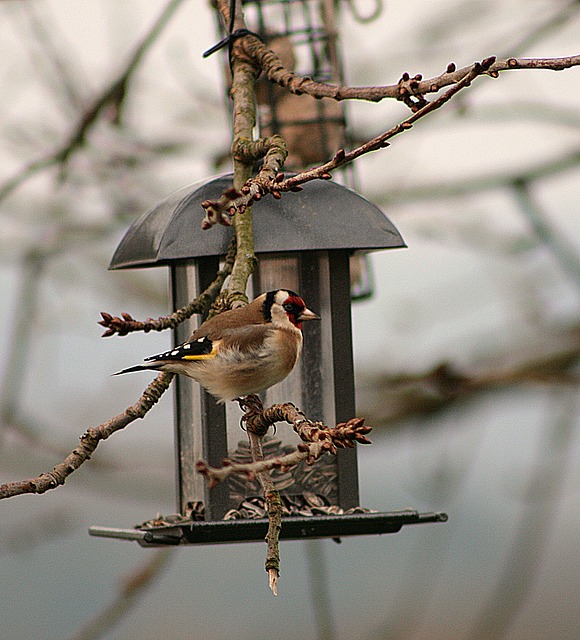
197,396,370,594
242,32,580,103
213,0,280,592
202,56,497,217
209,0,260,301
99,237,237,336
202,135,288,228
247,426,283,596
0,372,174,500
196,403,372,487
196,440,327,489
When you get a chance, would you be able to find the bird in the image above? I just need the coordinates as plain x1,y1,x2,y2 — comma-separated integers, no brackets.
114,289,319,403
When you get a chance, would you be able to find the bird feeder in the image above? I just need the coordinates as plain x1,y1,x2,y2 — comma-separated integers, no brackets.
89,174,447,546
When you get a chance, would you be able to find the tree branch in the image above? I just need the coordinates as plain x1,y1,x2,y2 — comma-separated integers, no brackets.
98,237,237,337
212,0,284,592
196,402,372,488
201,135,288,228
202,56,498,217
211,0,259,302
247,428,282,596
0,372,174,500
242,32,580,103
196,394,370,595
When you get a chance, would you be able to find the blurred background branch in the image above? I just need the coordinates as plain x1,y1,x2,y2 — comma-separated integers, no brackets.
69,549,173,640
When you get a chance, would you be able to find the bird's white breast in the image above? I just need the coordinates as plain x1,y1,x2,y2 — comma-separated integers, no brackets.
175,325,303,402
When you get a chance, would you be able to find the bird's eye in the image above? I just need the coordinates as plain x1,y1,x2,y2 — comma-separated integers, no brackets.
283,302,301,315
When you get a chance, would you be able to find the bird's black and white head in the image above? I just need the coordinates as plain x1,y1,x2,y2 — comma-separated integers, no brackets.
262,289,319,330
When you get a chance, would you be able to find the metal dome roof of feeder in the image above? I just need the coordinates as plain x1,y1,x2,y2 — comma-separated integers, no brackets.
109,174,405,269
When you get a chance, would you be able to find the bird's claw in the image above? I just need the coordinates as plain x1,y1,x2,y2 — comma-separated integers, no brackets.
237,394,272,434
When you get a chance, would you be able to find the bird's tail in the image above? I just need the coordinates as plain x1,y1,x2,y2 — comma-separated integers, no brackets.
112,364,159,376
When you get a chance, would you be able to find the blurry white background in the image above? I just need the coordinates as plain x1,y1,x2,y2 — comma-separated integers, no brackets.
0,1,578,639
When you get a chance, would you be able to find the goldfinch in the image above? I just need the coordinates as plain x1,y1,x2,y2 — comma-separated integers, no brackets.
114,289,319,403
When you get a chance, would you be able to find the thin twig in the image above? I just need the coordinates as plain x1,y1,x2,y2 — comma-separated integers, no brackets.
242,32,580,103
196,441,326,488
196,395,370,596
202,135,288,228
210,0,261,299
202,56,497,218
247,428,282,596
196,403,372,487
99,237,236,336
276,57,493,186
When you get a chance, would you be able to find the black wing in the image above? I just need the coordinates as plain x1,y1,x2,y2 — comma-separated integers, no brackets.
144,336,215,362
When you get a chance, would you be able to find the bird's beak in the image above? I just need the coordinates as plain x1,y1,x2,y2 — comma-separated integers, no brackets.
298,307,320,321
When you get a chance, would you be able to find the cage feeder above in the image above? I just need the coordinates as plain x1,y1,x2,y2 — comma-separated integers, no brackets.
90,174,447,545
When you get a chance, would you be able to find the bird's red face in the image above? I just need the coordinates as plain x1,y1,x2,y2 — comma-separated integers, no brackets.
282,294,319,329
